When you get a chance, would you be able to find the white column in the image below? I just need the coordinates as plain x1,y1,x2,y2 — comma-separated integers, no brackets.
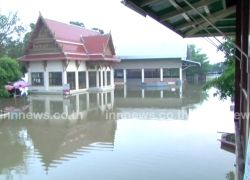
123,69,127,84
124,84,127,98
75,70,79,90
44,71,49,91
179,68,183,98
64,99,68,116
86,71,89,89
160,68,163,82
86,93,90,110
111,90,114,108
105,92,108,105
100,93,105,112
96,70,99,88
179,84,183,98
160,90,163,98
179,67,182,84
100,92,104,106
110,68,114,87
76,94,79,114
104,70,107,87
141,68,144,83
142,89,145,98
100,70,103,88
97,93,100,106
62,70,67,85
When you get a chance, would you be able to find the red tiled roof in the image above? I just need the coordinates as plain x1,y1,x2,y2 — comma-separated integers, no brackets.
83,35,109,54
44,18,99,43
57,41,86,54
21,16,120,62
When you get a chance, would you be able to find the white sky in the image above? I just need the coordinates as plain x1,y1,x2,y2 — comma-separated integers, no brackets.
0,0,224,64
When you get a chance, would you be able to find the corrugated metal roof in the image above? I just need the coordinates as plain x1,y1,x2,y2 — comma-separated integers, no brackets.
122,0,236,37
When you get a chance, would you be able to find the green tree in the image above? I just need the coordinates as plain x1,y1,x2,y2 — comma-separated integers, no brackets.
92,27,104,34
69,21,85,27
186,44,210,82
23,23,35,50
0,56,22,97
208,62,225,74
5,39,24,58
0,12,25,57
204,38,235,99
226,171,235,180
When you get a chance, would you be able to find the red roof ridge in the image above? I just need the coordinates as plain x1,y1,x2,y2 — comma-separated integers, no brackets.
64,52,86,55
43,17,100,36
44,18,82,30
21,15,119,62
56,39,83,45
80,35,88,54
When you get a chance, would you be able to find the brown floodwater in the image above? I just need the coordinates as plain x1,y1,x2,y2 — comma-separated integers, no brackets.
0,85,235,180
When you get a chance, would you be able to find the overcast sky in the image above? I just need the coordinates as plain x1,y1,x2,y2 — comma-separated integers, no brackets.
0,0,224,63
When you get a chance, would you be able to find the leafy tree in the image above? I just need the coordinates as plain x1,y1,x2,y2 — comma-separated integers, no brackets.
226,171,235,180
186,44,210,82
204,38,235,99
208,62,225,74
92,27,104,34
69,21,85,27
23,23,35,50
17,23,36,74
0,12,25,57
0,56,22,97
5,39,24,58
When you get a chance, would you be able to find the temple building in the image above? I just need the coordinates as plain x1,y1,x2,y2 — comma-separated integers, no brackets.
19,15,120,94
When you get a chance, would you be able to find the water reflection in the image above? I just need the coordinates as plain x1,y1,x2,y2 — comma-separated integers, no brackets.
27,91,116,172
0,85,233,180
0,91,116,175
29,91,114,120
0,120,28,178
114,84,207,120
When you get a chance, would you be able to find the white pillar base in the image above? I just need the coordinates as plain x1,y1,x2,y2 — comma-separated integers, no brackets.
123,69,127,84
75,70,79,90
160,68,163,82
141,68,144,83
179,67,182,84
86,71,89,89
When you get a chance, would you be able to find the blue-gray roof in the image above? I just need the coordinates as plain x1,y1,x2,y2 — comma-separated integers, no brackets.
118,56,182,61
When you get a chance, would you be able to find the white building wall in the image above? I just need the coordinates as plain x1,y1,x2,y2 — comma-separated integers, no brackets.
66,61,77,71
46,61,64,92
113,59,182,86
47,61,63,71
113,59,182,69
28,60,115,94
28,61,46,92
78,62,87,71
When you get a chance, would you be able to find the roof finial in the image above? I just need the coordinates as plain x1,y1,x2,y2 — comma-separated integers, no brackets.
39,11,42,17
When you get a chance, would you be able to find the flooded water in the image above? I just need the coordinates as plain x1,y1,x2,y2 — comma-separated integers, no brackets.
0,85,235,180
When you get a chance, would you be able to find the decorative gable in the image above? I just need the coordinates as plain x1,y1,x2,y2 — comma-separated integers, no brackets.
104,34,115,56
27,19,61,55
20,15,120,62
104,45,113,56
